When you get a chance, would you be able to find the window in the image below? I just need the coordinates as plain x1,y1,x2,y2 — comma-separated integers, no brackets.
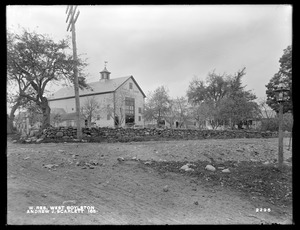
72,108,74,111
129,82,133,89
107,114,110,120
138,116,141,121
125,97,135,115
138,107,142,113
125,97,135,125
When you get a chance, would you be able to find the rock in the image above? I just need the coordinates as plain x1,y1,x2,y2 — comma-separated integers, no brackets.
194,201,199,205
58,150,65,153
163,185,169,192
62,200,77,205
263,161,270,165
180,165,189,170
132,157,137,160
36,138,44,143
82,166,87,169
25,139,31,143
185,168,194,172
56,132,63,137
12,140,17,143
44,164,54,169
41,194,47,198
89,166,95,169
222,168,230,173
218,166,225,170
205,165,216,172
24,157,30,160
186,163,196,167
89,160,98,165
117,157,125,161
144,161,152,165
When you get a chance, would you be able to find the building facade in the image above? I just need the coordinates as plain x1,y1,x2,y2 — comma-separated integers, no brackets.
48,66,146,128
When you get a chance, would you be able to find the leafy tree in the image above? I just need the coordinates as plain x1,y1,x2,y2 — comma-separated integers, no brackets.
219,68,260,129
266,45,292,113
187,71,229,105
187,68,259,129
144,86,170,126
7,29,88,130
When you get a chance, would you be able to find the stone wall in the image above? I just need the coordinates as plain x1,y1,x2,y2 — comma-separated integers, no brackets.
41,126,278,143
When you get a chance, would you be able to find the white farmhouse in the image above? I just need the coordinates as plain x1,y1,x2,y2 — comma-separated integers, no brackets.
48,66,146,128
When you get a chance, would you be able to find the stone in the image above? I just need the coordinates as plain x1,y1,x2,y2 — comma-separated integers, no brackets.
218,166,225,170
144,161,152,165
185,168,194,172
194,201,199,205
58,150,65,153
24,157,30,160
163,185,169,192
117,157,125,161
44,164,54,169
222,168,230,173
132,157,137,160
205,165,216,172
36,138,44,143
25,139,31,143
56,132,63,137
12,140,17,143
180,165,189,170
263,161,270,165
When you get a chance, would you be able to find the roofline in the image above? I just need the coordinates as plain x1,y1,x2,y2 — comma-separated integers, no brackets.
48,91,114,102
115,76,146,98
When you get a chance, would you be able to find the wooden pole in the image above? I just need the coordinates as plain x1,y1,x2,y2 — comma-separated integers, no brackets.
66,5,82,140
278,103,284,168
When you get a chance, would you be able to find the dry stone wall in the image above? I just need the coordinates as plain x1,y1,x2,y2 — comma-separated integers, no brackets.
41,126,278,143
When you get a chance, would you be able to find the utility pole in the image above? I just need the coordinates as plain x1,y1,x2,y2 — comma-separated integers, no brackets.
66,5,82,140
278,102,284,168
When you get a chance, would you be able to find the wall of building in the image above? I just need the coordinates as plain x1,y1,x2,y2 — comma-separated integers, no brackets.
115,78,145,127
49,78,145,128
49,93,115,127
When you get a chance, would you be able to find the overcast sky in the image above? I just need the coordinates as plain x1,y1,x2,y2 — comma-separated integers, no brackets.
7,5,292,101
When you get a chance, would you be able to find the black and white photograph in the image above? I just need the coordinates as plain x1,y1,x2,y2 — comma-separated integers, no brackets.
6,5,292,225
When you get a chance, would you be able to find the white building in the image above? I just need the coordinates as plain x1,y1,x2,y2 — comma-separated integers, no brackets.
48,66,146,128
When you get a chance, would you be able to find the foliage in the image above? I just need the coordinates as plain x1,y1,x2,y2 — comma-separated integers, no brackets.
187,68,259,129
144,86,171,125
7,28,88,130
266,45,292,113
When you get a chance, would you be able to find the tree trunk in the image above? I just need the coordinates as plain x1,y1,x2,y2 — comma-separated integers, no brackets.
9,101,21,133
40,97,51,130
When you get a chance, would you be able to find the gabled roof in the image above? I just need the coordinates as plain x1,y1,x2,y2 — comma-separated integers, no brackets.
48,76,146,101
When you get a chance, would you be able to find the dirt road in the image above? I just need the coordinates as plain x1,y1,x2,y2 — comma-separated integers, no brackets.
7,138,292,224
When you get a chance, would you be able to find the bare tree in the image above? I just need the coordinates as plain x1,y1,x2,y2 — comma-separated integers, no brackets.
104,89,135,127
80,96,102,127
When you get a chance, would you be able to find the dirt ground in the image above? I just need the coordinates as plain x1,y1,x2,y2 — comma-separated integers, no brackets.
7,137,293,225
